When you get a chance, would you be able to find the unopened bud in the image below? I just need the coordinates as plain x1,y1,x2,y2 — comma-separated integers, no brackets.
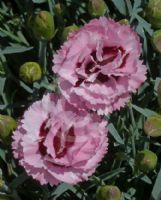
119,19,129,25
151,30,161,52
144,115,161,137
88,0,107,17
32,11,55,41
135,150,157,172
145,0,161,29
53,3,66,17
61,25,79,42
0,114,16,140
96,185,121,200
19,62,42,84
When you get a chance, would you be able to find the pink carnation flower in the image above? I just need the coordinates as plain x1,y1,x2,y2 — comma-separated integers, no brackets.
12,93,108,185
53,17,147,115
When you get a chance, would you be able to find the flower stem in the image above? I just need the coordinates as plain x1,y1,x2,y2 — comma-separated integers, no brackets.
129,103,137,157
38,41,47,74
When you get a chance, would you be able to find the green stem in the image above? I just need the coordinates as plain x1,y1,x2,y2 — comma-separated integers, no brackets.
129,103,137,128
38,41,47,73
2,93,11,115
131,127,136,157
48,0,54,15
129,103,137,157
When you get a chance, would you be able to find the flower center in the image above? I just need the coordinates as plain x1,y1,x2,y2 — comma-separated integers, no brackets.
75,46,128,86
53,126,75,158
39,120,75,159
39,119,49,156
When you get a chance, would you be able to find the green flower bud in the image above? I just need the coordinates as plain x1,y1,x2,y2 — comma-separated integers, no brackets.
88,0,107,17
0,114,16,140
135,150,157,172
151,30,161,52
145,0,161,29
119,19,129,25
96,185,121,200
19,62,42,84
61,25,79,42
53,3,66,17
32,11,55,41
144,115,161,137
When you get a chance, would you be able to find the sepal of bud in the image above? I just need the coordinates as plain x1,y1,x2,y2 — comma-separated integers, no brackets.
61,25,79,42
0,114,17,140
135,150,157,172
144,115,161,137
119,19,129,25
96,185,121,200
88,0,107,17
19,62,42,84
53,3,66,17
145,0,161,29
32,11,55,41
151,30,161,52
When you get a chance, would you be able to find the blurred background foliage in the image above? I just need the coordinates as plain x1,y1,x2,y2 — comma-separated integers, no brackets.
0,0,161,199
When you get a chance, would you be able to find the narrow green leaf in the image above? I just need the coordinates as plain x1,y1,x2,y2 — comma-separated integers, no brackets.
0,148,6,162
0,46,33,55
0,28,22,43
48,0,54,15
154,77,161,92
141,175,152,184
19,81,33,93
17,31,29,46
132,105,157,117
51,183,75,199
125,0,133,15
0,104,6,110
108,123,124,145
32,0,47,3
111,0,127,15
100,168,125,181
150,168,161,200
40,81,56,91
133,0,141,10
135,14,153,36
0,77,6,94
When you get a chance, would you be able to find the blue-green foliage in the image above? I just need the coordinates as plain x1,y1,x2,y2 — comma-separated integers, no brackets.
0,0,161,199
